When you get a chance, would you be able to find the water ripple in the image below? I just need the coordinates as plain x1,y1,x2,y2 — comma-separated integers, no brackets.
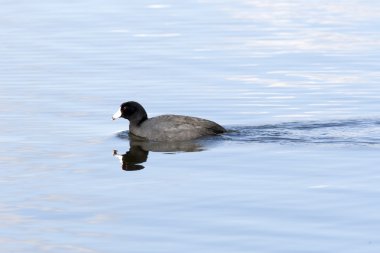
224,118,380,146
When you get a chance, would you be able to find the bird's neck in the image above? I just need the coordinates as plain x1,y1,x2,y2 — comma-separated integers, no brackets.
136,116,147,126
129,116,147,127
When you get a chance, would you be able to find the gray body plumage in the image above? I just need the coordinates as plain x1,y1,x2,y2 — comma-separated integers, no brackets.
130,114,226,141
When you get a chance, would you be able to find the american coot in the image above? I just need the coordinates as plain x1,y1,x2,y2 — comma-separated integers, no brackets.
112,101,226,141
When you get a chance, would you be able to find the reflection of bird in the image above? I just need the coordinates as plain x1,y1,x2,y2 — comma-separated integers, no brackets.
112,139,206,171
113,146,148,171
112,101,226,141
130,139,204,153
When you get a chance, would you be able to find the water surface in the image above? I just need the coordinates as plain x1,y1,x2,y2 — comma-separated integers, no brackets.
1,0,380,252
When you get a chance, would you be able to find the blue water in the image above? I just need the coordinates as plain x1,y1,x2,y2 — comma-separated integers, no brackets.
1,0,380,252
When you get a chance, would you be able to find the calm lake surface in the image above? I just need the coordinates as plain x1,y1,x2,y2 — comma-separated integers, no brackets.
1,0,380,252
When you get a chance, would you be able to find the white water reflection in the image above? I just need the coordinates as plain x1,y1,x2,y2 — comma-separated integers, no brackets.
219,0,380,52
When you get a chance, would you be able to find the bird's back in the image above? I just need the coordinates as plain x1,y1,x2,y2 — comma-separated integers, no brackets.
130,115,226,141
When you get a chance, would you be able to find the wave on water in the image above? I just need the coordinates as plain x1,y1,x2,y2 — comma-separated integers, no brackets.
223,118,380,146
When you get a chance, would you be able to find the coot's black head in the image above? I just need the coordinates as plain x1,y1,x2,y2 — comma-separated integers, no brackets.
112,101,148,125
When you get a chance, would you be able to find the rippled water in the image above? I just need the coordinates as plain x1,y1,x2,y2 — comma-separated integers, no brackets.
1,0,380,252
227,119,380,145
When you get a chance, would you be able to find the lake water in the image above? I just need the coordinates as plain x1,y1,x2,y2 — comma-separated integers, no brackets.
1,0,380,252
